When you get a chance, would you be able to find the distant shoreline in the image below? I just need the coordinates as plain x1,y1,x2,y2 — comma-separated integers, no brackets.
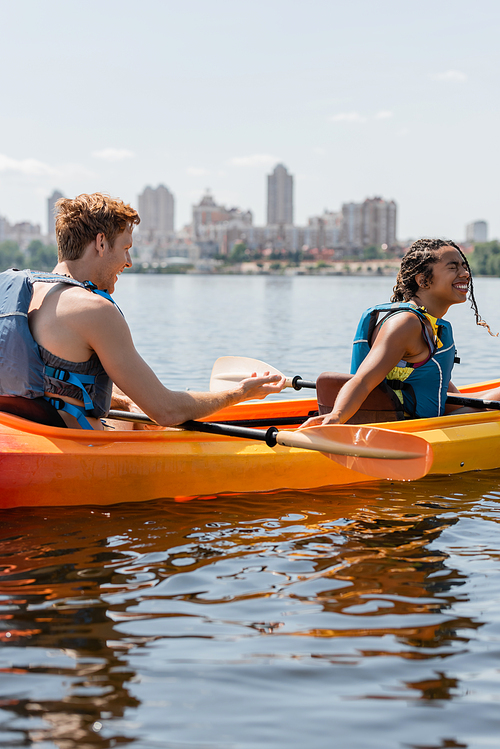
129,259,402,277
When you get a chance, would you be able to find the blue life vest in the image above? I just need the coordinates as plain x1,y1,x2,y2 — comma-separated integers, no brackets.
350,302,457,418
0,268,120,429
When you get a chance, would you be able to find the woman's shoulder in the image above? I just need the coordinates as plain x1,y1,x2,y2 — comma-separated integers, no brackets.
377,308,424,336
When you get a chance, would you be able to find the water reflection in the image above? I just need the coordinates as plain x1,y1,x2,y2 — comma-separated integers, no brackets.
1,471,500,746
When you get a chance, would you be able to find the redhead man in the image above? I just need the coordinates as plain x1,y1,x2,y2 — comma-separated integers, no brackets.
0,193,284,429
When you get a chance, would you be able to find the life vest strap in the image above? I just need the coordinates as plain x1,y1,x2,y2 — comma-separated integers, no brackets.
45,397,94,430
44,366,95,411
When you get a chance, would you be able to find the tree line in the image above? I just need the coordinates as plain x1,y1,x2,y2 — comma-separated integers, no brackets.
469,241,500,276
0,240,58,273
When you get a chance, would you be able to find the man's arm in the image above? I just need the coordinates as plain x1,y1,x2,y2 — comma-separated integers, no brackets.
83,300,285,426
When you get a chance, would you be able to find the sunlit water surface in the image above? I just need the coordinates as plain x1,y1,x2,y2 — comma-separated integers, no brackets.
2,274,500,748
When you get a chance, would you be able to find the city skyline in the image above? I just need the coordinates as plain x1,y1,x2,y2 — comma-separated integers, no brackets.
0,1,499,240
1,174,489,251
1,160,492,245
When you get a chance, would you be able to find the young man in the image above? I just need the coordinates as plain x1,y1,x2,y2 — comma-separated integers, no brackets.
0,193,284,429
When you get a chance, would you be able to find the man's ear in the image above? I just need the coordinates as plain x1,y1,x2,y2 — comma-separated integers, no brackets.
96,233,106,257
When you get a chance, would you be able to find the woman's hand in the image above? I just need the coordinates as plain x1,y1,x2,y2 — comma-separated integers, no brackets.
299,411,342,429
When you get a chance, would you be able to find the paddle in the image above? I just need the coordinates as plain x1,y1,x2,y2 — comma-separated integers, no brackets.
210,356,500,413
209,356,315,391
446,394,500,410
107,409,432,481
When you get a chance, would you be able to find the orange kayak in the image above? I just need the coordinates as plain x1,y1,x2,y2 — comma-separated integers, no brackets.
1,380,500,508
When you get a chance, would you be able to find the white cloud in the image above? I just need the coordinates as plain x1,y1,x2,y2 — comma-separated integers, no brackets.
330,111,366,123
92,148,135,161
229,154,279,167
432,70,468,82
375,110,394,119
0,153,56,176
313,147,327,156
0,153,96,186
187,166,209,176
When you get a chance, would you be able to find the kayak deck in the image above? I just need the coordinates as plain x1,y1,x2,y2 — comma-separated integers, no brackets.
1,380,500,508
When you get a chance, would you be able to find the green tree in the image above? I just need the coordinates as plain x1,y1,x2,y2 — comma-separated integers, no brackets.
230,241,247,263
469,241,500,276
363,245,382,260
0,240,24,272
26,240,58,271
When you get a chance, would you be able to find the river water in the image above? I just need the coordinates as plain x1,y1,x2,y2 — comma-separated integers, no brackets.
2,274,500,748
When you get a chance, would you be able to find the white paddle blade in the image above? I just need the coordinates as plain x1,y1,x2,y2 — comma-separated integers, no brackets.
210,356,288,392
276,425,433,481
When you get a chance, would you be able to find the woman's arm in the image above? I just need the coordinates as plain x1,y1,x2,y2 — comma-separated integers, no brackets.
301,313,426,427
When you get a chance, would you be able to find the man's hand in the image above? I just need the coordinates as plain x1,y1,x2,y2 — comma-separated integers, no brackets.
110,386,138,412
109,386,163,430
238,371,286,401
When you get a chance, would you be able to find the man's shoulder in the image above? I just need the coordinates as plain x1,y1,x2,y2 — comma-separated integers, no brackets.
59,284,121,317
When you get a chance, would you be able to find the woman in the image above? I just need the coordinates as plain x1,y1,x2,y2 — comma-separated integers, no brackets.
303,238,496,427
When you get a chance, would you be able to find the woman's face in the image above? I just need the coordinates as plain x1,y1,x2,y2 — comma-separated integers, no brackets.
419,246,470,305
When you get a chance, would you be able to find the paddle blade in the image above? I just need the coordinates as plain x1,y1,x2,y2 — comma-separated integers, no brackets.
210,356,288,391
289,425,433,481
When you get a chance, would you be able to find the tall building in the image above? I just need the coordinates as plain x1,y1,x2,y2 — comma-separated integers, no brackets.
341,202,363,249
307,211,342,249
362,197,397,248
192,191,229,236
341,197,397,251
267,164,294,225
138,184,175,236
192,191,253,254
47,190,64,240
466,220,488,243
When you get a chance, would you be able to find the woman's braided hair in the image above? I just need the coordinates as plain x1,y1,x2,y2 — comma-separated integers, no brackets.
391,238,495,336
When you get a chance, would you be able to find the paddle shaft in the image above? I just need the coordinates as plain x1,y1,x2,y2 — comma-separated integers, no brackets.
108,411,316,448
108,409,292,444
107,410,315,428
446,394,500,410
106,410,423,460
289,383,500,406
108,409,282,445
288,376,316,390
288,383,499,409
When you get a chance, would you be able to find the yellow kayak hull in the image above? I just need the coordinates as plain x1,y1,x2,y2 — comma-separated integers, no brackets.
1,380,500,508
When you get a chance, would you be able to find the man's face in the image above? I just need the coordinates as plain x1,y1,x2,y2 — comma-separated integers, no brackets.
100,228,133,293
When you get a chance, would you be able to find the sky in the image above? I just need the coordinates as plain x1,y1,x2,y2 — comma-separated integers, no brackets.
0,0,499,240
